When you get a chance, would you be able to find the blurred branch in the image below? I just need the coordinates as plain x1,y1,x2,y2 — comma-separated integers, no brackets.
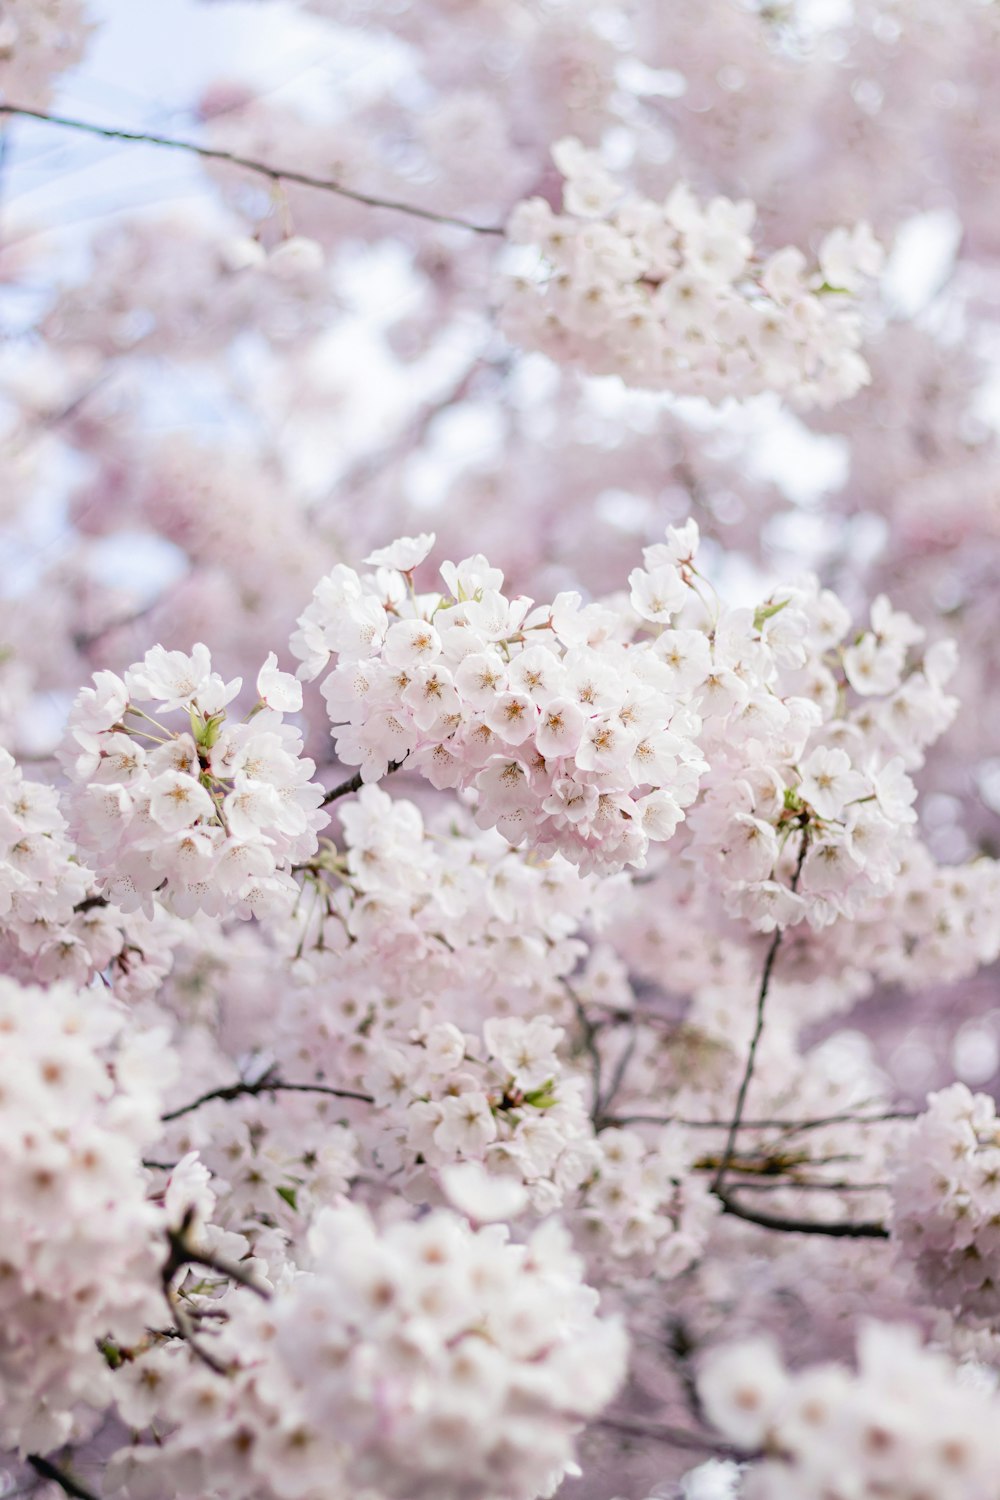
27,1455,102,1500
605,1108,917,1131
324,354,510,509
716,1188,889,1239
562,977,604,1125
161,1070,373,1121
0,104,506,236
597,1412,743,1458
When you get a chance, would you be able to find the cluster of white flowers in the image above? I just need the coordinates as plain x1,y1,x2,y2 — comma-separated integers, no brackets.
45,217,333,357
685,582,958,935
890,1084,1000,1325
274,1205,627,1500
61,647,325,919
500,139,883,408
293,531,708,873
361,1011,597,1211
291,781,604,997
0,0,91,108
0,747,179,993
163,1099,360,1236
699,1321,1000,1500
295,527,959,909
821,840,1000,989
574,1127,718,1279
241,788,610,1134
0,977,170,1454
113,1202,627,1500
0,747,90,967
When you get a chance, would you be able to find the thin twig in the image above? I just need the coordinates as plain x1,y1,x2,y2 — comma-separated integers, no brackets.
158,1208,272,1374
27,1456,102,1500
664,1316,706,1428
712,827,808,1196
597,1024,637,1124
322,354,508,509
597,1413,743,1458
164,1223,271,1298
73,894,109,915
562,978,603,1124
161,1074,373,1122
604,1109,916,1131
724,1179,890,1193
0,103,505,236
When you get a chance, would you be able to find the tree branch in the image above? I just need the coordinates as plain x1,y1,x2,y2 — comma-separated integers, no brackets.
597,1412,743,1459
161,1073,373,1122
27,1455,103,1500
604,1108,916,1132
562,978,604,1125
712,827,809,1196
163,1209,273,1299
157,1207,273,1374
716,1188,889,1239
322,756,405,806
0,103,505,237
321,769,365,806
597,1024,638,1125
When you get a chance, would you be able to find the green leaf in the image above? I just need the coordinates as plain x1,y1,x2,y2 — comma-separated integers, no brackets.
753,598,791,632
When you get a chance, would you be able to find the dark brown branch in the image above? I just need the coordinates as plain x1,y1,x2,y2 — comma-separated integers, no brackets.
27,1456,103,1500
713,828,808,1196
158,1208,272,1374
725,1179,890,1193
163,1209,273,1299
562,978,603,1124
161,1074,373,1122
0,104,505,236
321,770,365,806
322,756,405,806
717,1188,889,1239
597,1413,743,1458
605,1108,916,1132
597,1025,637,1124
72,894,109,915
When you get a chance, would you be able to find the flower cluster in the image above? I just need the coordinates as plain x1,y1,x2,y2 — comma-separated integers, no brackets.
699,1321,1000,1500
500,139,882,408
258,785,607,1095
685,580,958,935
293,530,707,873
820,840,1000,990
574,1126,719,1280
0,748,179,996
45,217,334,358
62,646,326,918
0,747,91,970
362,1012,597,1211
0,0,91,108
297,523,957,920
273,1205,627,1500
163,1098,360,1238
0,977,170,1454
890,1083,1000,1326
113,1202,627,1500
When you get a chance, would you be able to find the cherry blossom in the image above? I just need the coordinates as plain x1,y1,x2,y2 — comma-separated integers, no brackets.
500,140,882,408
2,4,1000,1498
